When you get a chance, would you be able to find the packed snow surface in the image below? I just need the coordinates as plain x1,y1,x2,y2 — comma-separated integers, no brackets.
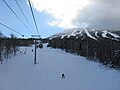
107,31,120,38
0,44,120,90
84,28,98,40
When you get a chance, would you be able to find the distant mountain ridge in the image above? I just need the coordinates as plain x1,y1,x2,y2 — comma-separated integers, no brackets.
49,28,120,41
47,28,120,69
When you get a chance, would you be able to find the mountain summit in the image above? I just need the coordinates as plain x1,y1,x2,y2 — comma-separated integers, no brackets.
49,28,120,41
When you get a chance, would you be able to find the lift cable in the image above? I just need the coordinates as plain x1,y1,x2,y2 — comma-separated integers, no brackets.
14,0,34,33
27,0,40,37
0,22,26,37
3,0,33,34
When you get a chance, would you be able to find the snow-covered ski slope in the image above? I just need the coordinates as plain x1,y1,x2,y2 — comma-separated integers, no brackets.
49,28,120,41
0,44,120,90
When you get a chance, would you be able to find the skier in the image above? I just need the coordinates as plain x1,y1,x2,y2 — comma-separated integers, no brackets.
62,74,65,78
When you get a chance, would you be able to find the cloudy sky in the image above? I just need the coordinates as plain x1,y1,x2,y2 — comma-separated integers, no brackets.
0,0,120,38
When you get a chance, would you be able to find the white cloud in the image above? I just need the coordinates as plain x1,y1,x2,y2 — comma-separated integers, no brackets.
72,0,120,30
29,0,90,29
29,0,120,30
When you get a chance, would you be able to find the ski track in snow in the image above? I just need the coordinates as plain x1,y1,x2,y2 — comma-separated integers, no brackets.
95,31,100,38
102,30,120,38
107,31,120,38
84,28,98,40
0,44,120,90
102,30,120,40
67,30,76,38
